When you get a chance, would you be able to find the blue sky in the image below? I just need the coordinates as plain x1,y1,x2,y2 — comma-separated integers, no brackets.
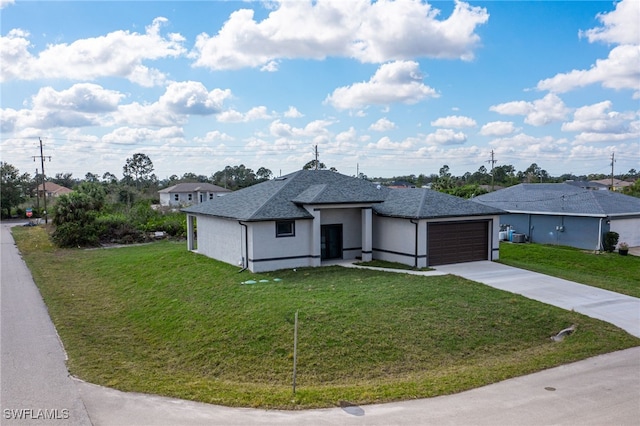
1,0,638,181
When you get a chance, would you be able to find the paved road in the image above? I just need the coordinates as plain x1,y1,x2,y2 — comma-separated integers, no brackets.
1,222,639,425
0,223,92,425
74,347,640,426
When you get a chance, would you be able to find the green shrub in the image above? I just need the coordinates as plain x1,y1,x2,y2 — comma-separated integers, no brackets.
96,214,146,244
603,231,619,252
52,222,99,247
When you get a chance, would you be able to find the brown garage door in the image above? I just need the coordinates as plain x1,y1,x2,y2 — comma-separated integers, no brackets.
428,221,489,266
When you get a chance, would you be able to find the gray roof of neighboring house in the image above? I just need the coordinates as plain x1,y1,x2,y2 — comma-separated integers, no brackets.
472,183,640,217
183,170,503,221
564,180,608,190
159,182,231,194
373,188,503,219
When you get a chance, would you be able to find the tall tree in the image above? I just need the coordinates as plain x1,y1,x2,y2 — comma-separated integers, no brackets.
123,153,154,189
302,159,326,170
1,162,30,218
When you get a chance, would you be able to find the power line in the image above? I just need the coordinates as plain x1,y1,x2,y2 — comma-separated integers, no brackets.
31,138,51,224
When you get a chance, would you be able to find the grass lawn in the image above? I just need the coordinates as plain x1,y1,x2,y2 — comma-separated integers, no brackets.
12,226,640,409
498,242,640,298
353,259,433,271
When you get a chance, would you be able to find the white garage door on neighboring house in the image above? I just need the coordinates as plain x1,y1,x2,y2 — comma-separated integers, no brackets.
610,218,640,247
427,220,490,266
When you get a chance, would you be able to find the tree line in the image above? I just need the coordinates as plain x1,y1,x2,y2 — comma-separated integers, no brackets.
3,155,639,220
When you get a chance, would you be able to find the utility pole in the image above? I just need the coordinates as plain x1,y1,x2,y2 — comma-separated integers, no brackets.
610,152,615,190
314,145,319,170
32,138,51,224
486,150,497,191
35,168,40,210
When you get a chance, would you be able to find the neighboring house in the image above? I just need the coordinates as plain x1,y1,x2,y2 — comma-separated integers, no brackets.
182,170,503,273
473,183,640,250
563,180,608,191
591,178,634,192
37,182,72,198
158,182,231,207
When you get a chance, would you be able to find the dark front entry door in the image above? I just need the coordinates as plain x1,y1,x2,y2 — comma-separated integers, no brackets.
321,224,343,260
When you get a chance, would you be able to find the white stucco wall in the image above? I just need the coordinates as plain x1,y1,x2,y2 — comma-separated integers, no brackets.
248,220,315,272
159,193,171,206
372,216,420,267
610,217,640,247
196,216,243,267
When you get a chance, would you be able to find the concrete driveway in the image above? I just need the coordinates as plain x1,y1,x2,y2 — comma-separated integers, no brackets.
2,222,639,425
434,261,640,338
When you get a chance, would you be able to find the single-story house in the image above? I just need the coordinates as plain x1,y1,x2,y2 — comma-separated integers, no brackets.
591,178,634,192
472,183,640,250
159,182,230,207
37,182,72,198
182,170,503,272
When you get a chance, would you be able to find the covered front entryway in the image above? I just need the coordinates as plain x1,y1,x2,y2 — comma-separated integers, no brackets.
427,221,489,266
321,224,343,260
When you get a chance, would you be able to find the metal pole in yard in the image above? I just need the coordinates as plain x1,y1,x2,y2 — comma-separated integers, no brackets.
292,310,298,395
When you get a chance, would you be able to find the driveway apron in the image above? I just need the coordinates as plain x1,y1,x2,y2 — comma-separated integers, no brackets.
435,261,640,338
1,223,92,425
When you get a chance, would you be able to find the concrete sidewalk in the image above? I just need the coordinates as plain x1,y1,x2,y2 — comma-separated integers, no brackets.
434,261,640,338
0,223,92,425
74,346,640,426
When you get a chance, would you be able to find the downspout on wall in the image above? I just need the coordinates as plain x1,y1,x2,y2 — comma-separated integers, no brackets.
597,218,604,252
239,221,248,272
410,219,419,268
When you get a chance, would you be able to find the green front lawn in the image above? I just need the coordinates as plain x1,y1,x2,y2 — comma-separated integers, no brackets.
12,227,640,409
498,242,640,298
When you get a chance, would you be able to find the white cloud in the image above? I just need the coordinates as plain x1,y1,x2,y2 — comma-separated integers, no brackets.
580,0,639,45
425,128,467,145
31,83,124,113
369,117,396,132
190,0,489,71
218,106,273,123
367,136,415,150
537,45,640,98
490,93,571,126
479,121,517,136
1,83,125,131
561,101,635,133
0,18,186,86
325,60,438,110
489,133,569,160
430,115,477,128
537,0,640,98
102,126,184,145
284,106,303,118
160,81,231,115
0,0,15,9
268,119,334,139
193,130,234,144
113,81,231,127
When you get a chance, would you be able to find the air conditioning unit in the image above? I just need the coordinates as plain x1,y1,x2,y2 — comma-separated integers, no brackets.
512,233,526,243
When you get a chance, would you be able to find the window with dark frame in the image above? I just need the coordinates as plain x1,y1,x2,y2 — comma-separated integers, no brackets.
276,220,295,237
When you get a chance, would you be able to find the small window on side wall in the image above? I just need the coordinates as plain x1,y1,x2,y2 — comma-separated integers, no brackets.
276,220,295,237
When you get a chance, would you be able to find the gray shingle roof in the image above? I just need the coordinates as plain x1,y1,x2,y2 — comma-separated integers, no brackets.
373,188,503,219
183,170,503,221
473,183,640,217
159,182,230,193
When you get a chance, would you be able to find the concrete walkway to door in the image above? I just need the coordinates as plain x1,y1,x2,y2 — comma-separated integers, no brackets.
434,261,640,338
